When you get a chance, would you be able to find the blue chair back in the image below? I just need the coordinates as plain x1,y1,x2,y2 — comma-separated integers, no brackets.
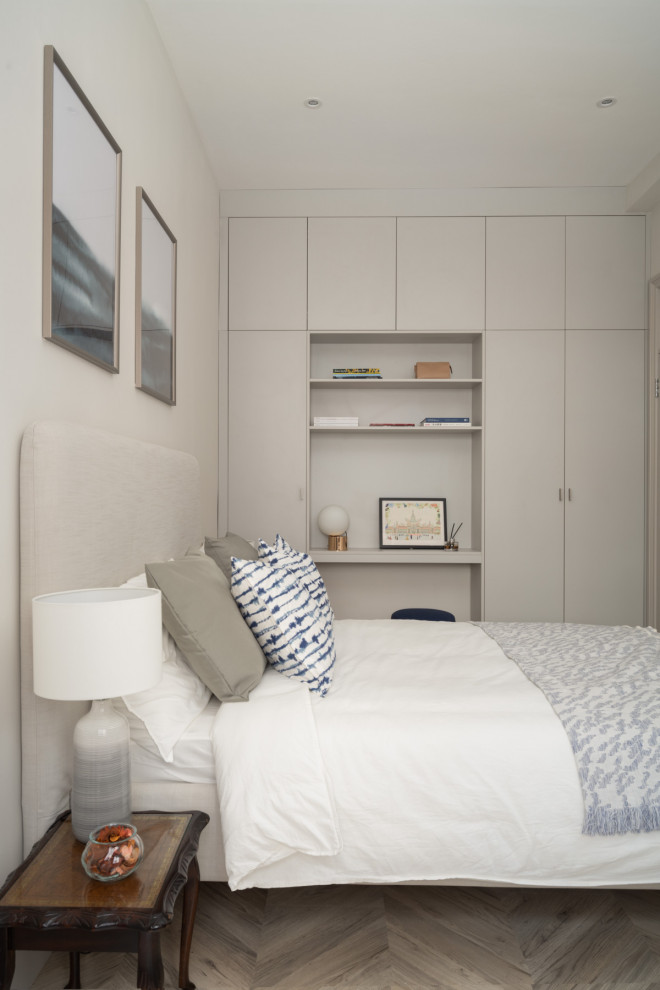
391,607,456,622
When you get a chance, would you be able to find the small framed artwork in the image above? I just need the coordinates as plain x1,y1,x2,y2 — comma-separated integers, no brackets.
42,46,121,372
379,497,448,548
135,187,177,404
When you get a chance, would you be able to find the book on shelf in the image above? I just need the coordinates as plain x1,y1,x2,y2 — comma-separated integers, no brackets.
313,416,359,427
332,373,383,379
420,416,471,427
369,422,415,428
333,368,380,374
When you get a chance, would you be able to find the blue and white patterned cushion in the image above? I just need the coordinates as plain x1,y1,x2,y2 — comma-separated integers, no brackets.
231,556,335,696
258,535,334,625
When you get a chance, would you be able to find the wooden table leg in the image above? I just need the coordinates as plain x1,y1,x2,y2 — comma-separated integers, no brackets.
0,928,15,990
64,951,81,989
178,856,200,990
137,931,164,990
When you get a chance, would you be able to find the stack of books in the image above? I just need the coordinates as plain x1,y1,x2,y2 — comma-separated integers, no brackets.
313,416,359,428
420,416,471,427
332,368,382,379
369,422,415,428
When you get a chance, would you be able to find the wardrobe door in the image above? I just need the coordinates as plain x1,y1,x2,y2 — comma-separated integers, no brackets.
485,216,565,331
397,217,485,330
566,216,646,331
228,218,307,331
228,330,308,549
564,330,645,626
307,218,396,330
484,331,565,621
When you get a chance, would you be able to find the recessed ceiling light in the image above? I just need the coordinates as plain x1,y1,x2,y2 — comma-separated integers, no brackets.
597,97,617,108
304,98,322,109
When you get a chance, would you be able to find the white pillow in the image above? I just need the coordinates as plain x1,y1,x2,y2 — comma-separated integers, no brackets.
230,556,335,696
117,651,211,762
257,535,333,625
114,573,211,761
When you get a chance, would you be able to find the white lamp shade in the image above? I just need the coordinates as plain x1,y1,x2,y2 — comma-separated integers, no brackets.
317,505,350,536
32,587,163,701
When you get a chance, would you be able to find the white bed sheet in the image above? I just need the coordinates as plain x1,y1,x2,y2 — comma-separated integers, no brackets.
130,698,220,784
213,620,660,890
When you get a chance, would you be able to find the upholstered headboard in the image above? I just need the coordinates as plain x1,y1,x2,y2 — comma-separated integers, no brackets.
19,420,201,853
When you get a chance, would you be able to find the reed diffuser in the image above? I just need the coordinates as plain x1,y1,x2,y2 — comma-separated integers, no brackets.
446,522,462,551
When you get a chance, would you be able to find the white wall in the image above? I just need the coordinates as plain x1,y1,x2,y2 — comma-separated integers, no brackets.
0,2,220,978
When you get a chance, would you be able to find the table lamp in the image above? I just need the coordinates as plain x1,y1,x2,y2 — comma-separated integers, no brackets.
32,587,162,842
318,504,349,551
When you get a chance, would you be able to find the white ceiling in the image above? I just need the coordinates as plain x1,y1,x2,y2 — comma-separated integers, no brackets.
145,0,660,192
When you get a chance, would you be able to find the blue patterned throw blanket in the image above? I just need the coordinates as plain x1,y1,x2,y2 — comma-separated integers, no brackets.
476,622,660,836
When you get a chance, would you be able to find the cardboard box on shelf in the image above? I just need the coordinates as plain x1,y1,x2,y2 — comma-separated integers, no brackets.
414,361,452,379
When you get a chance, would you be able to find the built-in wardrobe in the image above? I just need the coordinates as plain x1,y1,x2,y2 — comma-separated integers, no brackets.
225,213,647,625
484,216,646,625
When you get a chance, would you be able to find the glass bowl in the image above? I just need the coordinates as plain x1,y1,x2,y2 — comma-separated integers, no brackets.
81,822,144,882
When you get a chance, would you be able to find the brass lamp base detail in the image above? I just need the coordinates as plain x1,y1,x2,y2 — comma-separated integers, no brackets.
327,533,348,551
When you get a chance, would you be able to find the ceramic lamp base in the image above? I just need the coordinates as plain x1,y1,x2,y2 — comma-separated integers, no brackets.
71,699,131,842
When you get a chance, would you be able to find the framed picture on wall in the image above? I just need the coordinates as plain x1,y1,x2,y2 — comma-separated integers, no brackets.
135,187,177,404
379,497,448,548
42,46,122,372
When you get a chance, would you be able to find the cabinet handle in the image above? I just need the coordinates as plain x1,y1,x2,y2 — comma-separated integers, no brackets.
568,488,573,501
559,488,563,501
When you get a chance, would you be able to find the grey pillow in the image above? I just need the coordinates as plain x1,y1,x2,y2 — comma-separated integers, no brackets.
145,554,265,701
204,532,257,581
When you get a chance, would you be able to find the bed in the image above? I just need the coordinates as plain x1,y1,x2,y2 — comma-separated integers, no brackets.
19,420,660,892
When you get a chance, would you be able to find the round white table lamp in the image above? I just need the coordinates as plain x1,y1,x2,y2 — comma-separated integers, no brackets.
32,586,163,841
318,504,349,551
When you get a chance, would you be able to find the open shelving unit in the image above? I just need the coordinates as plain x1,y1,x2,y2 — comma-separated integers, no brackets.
307,330,484,569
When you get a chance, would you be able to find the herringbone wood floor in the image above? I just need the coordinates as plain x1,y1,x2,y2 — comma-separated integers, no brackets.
30,882,660,989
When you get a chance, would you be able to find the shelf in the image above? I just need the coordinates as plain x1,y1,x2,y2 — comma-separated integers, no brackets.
309,330,483,344
311,548,482,564
310,426,482,434
310,377,482,390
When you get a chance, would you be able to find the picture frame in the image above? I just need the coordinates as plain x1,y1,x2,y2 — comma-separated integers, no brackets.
42,46,121,372
135,187,177,404
379,497,448,548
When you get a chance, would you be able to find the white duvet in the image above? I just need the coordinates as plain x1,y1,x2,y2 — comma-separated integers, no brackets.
212,620,660,890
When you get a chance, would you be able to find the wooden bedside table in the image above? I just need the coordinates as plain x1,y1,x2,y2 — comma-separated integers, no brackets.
0,810,209,990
